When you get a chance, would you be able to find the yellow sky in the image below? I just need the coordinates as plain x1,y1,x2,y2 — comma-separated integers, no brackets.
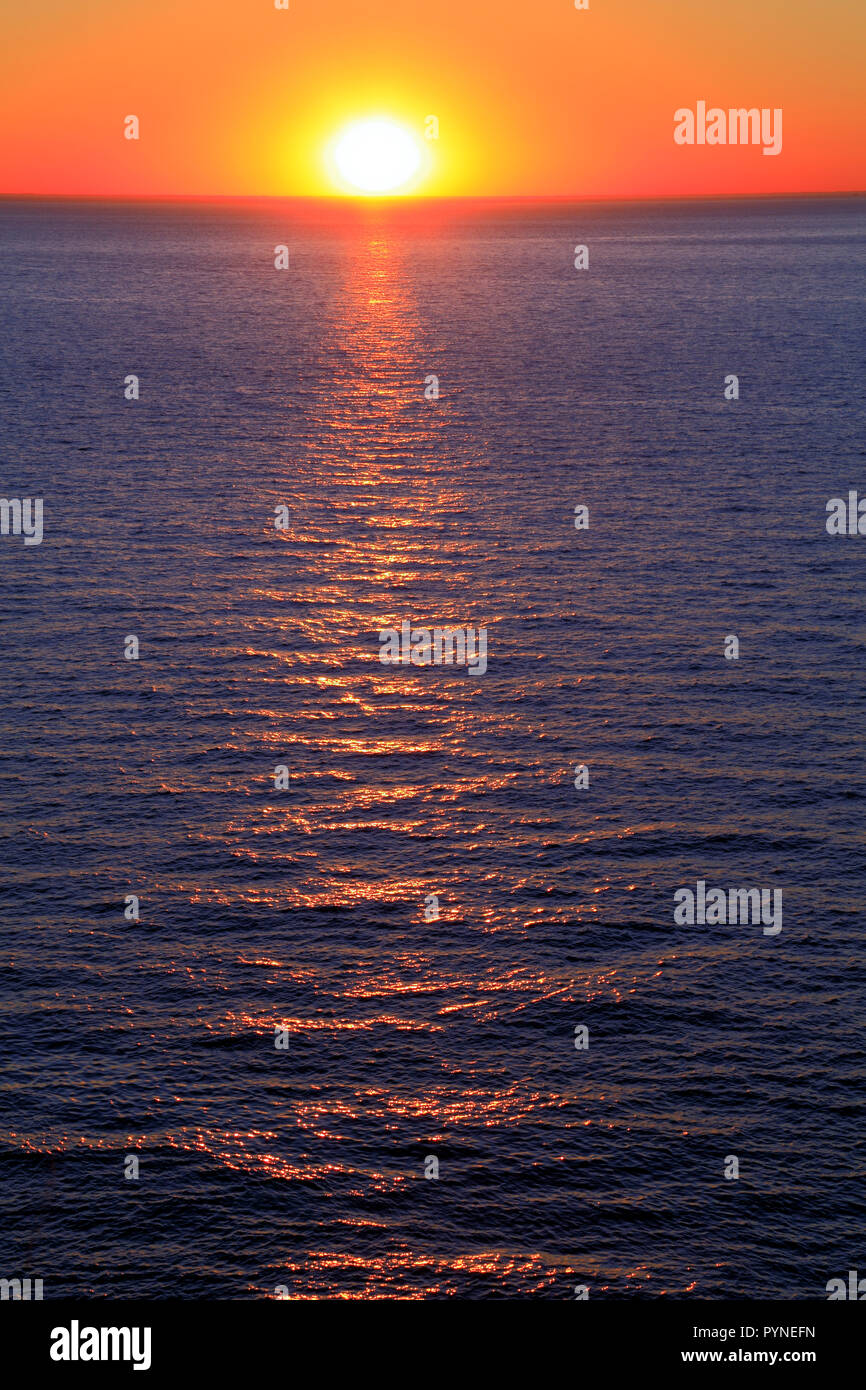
0,0,864,196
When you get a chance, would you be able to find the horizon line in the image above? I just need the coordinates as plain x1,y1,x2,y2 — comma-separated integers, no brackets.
0,189,864,205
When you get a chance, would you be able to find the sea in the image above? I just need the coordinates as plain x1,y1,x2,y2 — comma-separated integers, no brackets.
0,194,864,1298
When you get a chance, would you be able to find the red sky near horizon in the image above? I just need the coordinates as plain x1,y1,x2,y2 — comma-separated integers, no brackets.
0,0,863,198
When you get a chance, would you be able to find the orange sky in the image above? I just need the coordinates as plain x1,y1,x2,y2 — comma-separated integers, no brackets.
0,0,863,198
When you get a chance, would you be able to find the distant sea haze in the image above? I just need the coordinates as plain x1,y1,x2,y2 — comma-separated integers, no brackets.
0,194,864,1298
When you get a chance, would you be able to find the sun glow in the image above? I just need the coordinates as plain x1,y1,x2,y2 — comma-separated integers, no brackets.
329,118,426,195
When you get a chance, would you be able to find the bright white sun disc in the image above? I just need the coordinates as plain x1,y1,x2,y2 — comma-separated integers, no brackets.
332,119,422,194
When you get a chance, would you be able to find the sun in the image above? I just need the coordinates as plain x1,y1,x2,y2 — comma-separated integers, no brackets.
329,118,425,195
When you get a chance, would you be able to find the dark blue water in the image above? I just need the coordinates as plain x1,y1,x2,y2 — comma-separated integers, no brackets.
0,195,864,1298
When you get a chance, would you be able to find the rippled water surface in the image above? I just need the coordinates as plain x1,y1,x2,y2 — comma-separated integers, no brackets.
0,196,864,1297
